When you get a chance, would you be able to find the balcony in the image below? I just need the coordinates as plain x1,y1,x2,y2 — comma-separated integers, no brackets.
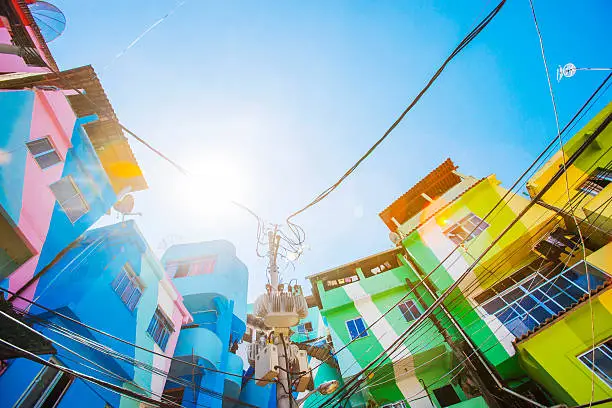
171,326,222,377
480,260,609,338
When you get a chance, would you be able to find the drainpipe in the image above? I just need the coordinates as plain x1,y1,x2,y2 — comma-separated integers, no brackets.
401,251,547,408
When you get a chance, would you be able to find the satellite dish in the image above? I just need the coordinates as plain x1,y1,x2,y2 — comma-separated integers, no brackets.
27,1,66,42
557,63,576,82
113,194,135,214
389,231,401,246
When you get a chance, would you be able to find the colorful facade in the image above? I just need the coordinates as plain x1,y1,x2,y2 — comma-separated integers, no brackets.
0,221,192,407
161,240,249,408
513,101,612,406
306,247,481,408
0,0,146,306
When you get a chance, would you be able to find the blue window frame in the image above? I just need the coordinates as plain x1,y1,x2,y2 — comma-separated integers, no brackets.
147,308,173,350
296,323,307,334
111,264,143,312
398,300,421,322
346,317,368,341
578,338,612,388
481,261,609,338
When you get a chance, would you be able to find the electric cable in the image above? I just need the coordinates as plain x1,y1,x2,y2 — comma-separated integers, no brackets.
0,286,270,383
321,111,612,406
337,180,612,405
303,72,612,374
285,0,507,225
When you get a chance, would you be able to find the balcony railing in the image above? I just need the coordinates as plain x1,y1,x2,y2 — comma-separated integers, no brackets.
481,260,609,338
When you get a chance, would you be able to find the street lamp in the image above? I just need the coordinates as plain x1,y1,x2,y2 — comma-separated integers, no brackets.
294,380,339,407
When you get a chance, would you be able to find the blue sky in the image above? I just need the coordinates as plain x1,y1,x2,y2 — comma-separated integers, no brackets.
48,0,611,300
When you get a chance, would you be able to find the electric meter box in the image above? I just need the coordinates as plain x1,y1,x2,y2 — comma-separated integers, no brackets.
294,349,311,392
255,344,279,386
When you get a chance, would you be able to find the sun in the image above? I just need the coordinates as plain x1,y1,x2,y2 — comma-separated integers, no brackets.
174,153,251,217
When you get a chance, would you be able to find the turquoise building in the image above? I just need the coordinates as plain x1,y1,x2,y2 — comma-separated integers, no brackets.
161,240,249,408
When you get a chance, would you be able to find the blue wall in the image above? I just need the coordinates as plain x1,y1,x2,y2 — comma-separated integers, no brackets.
0,221,178,407
162,240,249,408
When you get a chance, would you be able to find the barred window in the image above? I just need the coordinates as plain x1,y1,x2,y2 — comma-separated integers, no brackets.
578,167,612,196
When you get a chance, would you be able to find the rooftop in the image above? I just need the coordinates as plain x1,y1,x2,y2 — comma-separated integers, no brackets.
0,65,147,193
379,158,462,232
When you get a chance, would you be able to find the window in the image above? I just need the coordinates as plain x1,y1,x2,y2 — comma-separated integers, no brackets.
162,387,185,407
578,338,612,388
147,308,174,350
296,323,307,334
444,213,489,245
26,137,61,169
578,167,612,196
15,357,73,408
481,260,609,338
399,300,421,322
172,256,217,278
49,177,88,223
432,385,461,407
346,317,368,341
111,264,143,312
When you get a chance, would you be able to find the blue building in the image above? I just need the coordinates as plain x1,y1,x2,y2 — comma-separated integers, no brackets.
161,240,249,408
0,65,147,310
0,221,191,407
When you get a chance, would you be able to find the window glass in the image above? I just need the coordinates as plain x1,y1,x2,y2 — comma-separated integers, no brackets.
481,261,609,337
578,168,612,196
444,213,488,245
49,177,88,222
147,308,174,350
16,357,72,408
112,265,142,312
399,300,421,322
26,137,62,169
578,339,612,388
346,317,368,340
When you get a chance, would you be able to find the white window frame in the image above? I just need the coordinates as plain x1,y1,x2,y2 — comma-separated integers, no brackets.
480,260,609,338
578,338,612,388
444,213,489,246
345,317,368,341
26,136,62,170
49,176,89,223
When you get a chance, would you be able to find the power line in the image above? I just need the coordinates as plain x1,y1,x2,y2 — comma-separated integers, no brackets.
285,0,508,223
304,71,612,374
321,110,612,406
0,286,268,383
0,337,173,407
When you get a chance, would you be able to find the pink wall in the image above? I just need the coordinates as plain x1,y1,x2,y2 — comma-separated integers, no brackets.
8,90,76,303
0,28,49,74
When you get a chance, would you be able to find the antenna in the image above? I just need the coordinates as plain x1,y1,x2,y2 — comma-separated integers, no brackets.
557,63,612,82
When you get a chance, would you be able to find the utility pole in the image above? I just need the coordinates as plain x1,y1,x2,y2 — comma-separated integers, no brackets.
267,227,292,408
252,227,309,408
